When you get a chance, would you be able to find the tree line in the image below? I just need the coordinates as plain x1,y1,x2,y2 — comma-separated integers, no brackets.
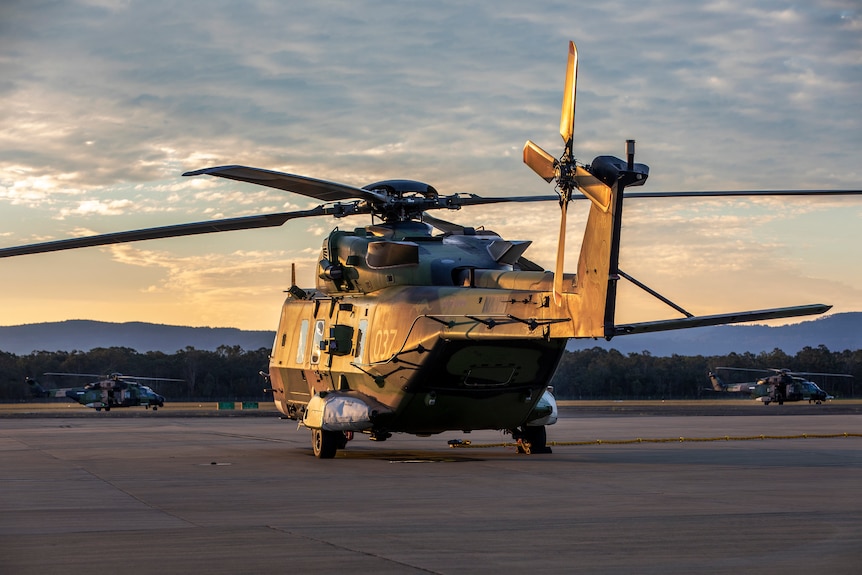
1,344,859,402
551,345,861,399
0,346,271,401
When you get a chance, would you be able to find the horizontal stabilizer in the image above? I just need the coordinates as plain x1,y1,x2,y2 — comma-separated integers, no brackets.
609,304,831,337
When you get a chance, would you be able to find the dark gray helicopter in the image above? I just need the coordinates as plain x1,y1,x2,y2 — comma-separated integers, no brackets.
708,367,851,405
31,373,182,411
2,42,861,456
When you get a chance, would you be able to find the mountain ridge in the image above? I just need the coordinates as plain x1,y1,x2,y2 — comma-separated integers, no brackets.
566,312,862,356
1,313,860,356
0,320,274,355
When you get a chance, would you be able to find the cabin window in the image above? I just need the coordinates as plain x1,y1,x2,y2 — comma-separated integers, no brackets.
355,319,368,363
295,319,309,364
328,324,354,356
310,319,325,365
366,241,419,268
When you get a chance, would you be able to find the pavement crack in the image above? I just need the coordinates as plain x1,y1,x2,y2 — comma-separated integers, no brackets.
265,525,442,574
77,467,201,528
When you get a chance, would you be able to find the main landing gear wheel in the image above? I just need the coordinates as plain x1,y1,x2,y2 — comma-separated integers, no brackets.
311,429,341,459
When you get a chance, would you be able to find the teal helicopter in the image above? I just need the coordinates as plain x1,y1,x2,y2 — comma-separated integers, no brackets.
32,372,183,411
708,367,852,405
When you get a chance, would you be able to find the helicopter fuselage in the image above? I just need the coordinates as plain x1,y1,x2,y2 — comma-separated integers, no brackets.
268,222,573,436
753,376,831,405
66,381,166,411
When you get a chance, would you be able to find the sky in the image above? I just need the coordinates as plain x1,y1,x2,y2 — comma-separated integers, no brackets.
1,0,861,331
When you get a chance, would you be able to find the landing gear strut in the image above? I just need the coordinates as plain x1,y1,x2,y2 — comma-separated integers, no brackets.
511,425,552,454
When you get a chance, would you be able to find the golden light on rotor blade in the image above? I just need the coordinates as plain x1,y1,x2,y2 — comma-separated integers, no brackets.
553,201,568,306
574,166,612,212
523,140,557,182
559,41,577,148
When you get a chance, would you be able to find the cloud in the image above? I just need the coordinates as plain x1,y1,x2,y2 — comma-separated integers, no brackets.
1,0,860,329
58,198,134,218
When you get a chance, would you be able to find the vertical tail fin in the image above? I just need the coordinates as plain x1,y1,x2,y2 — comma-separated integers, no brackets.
562,152,648,338
26,377,50,398
708,372,726,392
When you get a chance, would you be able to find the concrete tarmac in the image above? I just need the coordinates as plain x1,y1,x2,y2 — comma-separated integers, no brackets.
1,405,861,574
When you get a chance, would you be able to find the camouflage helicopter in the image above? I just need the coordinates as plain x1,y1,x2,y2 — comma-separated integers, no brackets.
708,367,851,405
32,372,182,411
2,42,861,456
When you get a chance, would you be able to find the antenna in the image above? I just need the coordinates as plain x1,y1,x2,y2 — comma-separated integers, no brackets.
287,262,308,299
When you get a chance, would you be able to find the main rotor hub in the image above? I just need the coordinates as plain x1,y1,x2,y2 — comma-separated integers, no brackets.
362,179,441,222
363,179,439,199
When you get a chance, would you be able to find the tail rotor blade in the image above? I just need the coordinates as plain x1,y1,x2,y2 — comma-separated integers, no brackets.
574,166,612,212
523,140,557,182
559,41,578,155
553,201,568,306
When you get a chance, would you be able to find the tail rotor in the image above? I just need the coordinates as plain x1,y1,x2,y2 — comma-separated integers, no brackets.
523,41,612,305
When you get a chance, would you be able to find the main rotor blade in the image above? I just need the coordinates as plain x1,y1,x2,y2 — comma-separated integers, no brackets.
617,189,862,199
445,194,560,207
0,207,328,258
184,165,383,203
523,140,558,182
552,189,862,202
559,41,577,154
611,304,832,336
462,189,862,206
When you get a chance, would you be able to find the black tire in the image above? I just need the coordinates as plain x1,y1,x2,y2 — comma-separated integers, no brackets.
524,425,552,454
312,429,339,459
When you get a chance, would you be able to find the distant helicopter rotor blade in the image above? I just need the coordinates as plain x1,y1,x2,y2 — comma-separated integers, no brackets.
122,376,186,382
183,165,384,203
523,140,557,182
559,41,577,155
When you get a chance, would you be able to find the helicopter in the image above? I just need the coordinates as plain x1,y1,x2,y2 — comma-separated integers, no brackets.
2,41,861,456
33,372,182,411
707,367,852,405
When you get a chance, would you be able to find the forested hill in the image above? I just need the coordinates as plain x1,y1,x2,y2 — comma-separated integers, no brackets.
1,312,860,356
0,320,274,355
567,312,862,356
